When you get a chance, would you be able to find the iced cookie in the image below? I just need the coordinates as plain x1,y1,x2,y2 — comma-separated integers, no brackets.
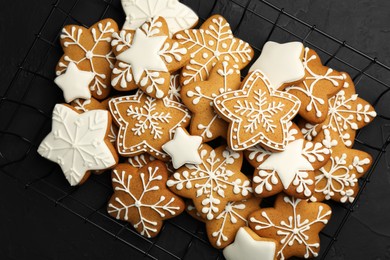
167,72,182,102
56,19,118,100
37,104,118,186
107,161,185,238
167,144,252,220
213,70,300,152
249,194,332,260
111,17,189,99
181,61,241,142
109,90,191,160
127,153,175,175
245,123,330,199
174,14,253,86
286,48,347,123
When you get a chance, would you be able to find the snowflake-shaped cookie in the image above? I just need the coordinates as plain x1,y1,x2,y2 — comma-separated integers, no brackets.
109,90,190,160
300,73,376,147
310,144,372,203
107,161,185,238
214,70,300,151
121,0,198,35
174,14,253,86
245,123,330,199
249,194,332,260
37,104,118,186
181,61,241,142
111,17,189,99
167,144,252,220
56,19,118,100
286,47,347,123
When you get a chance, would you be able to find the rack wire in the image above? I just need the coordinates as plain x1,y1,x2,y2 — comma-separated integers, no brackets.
1,0,389,259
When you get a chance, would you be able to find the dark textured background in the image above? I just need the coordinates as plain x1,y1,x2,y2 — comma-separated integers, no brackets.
1,0,390,259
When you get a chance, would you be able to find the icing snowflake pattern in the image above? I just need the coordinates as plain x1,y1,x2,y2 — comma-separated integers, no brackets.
167,73,182,102
107,161,184,238
167,144,252,220
57,19,118,99
175,15,253,85
249,195,332,260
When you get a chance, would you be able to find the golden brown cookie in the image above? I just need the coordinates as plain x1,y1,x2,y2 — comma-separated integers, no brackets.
107,161,185,238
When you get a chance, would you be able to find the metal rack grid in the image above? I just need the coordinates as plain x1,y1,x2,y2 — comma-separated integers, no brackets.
0,0,389,259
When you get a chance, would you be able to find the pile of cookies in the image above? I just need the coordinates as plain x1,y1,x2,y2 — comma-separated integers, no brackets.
37,1,377,259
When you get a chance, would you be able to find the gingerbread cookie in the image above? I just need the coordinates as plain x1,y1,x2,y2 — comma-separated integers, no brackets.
107,161,185,238
249,194,332,260
109,90,191,160
56,19,118,100
249,41,305,90
127,153,175,175
37,104,118,186
111,17,189,99
174,14,253,86
181,61,241,142
213,70,300,152
167,72,182,102
246,123,330,199
167,144,252,220
300,73,377,147
121,0,198,35
310,143,372,203
286,47,347,123
223,227,277,260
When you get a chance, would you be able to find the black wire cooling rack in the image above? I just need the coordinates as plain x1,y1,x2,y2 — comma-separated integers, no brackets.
1,0,389,259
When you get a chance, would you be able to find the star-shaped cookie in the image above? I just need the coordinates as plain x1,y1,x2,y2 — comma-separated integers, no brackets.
249,41,305,90
37,104,118,186
245,123,330,199
111,17,189,99
174,14,253,86
214,70,300,151
181,61,241,142
109,90,190,160
107,161,185,238
56,19,118,100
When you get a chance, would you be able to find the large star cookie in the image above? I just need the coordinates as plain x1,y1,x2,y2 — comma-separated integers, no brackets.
111,17,189,99
167,144,252,220
249,194,332,260
107,161,185,238
174,14,253,86
245,123,330,199
37,104,118,186
181,61,241,142
214,70,300,151
109,90,190,160
56,19,118,100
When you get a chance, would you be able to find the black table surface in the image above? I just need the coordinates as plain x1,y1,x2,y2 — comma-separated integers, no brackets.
1,0,390,259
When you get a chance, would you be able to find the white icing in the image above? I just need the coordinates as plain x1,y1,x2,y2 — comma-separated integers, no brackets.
54,62,94,102
162,127,202,169
167,73,181,102
223,227,276,260
37,104,116,186
249,41,305,89
121,0,198,35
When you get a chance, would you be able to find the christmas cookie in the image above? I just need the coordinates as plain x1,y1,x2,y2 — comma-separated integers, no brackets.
213,70,300,152
181,61,241,142
167,72,182,102
111,17,189,99
37,104,118,186
167,144,252,220
249,194,332,260
310,143,372,203
246,123,330,199
56,19,118,100
109,90,191,160
300,73,377,147
286,47,347,123
127,153,175,175
121,0,198,35
249,41,305,90
107,161,185,238
223,227,277,260
174,14,253,86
